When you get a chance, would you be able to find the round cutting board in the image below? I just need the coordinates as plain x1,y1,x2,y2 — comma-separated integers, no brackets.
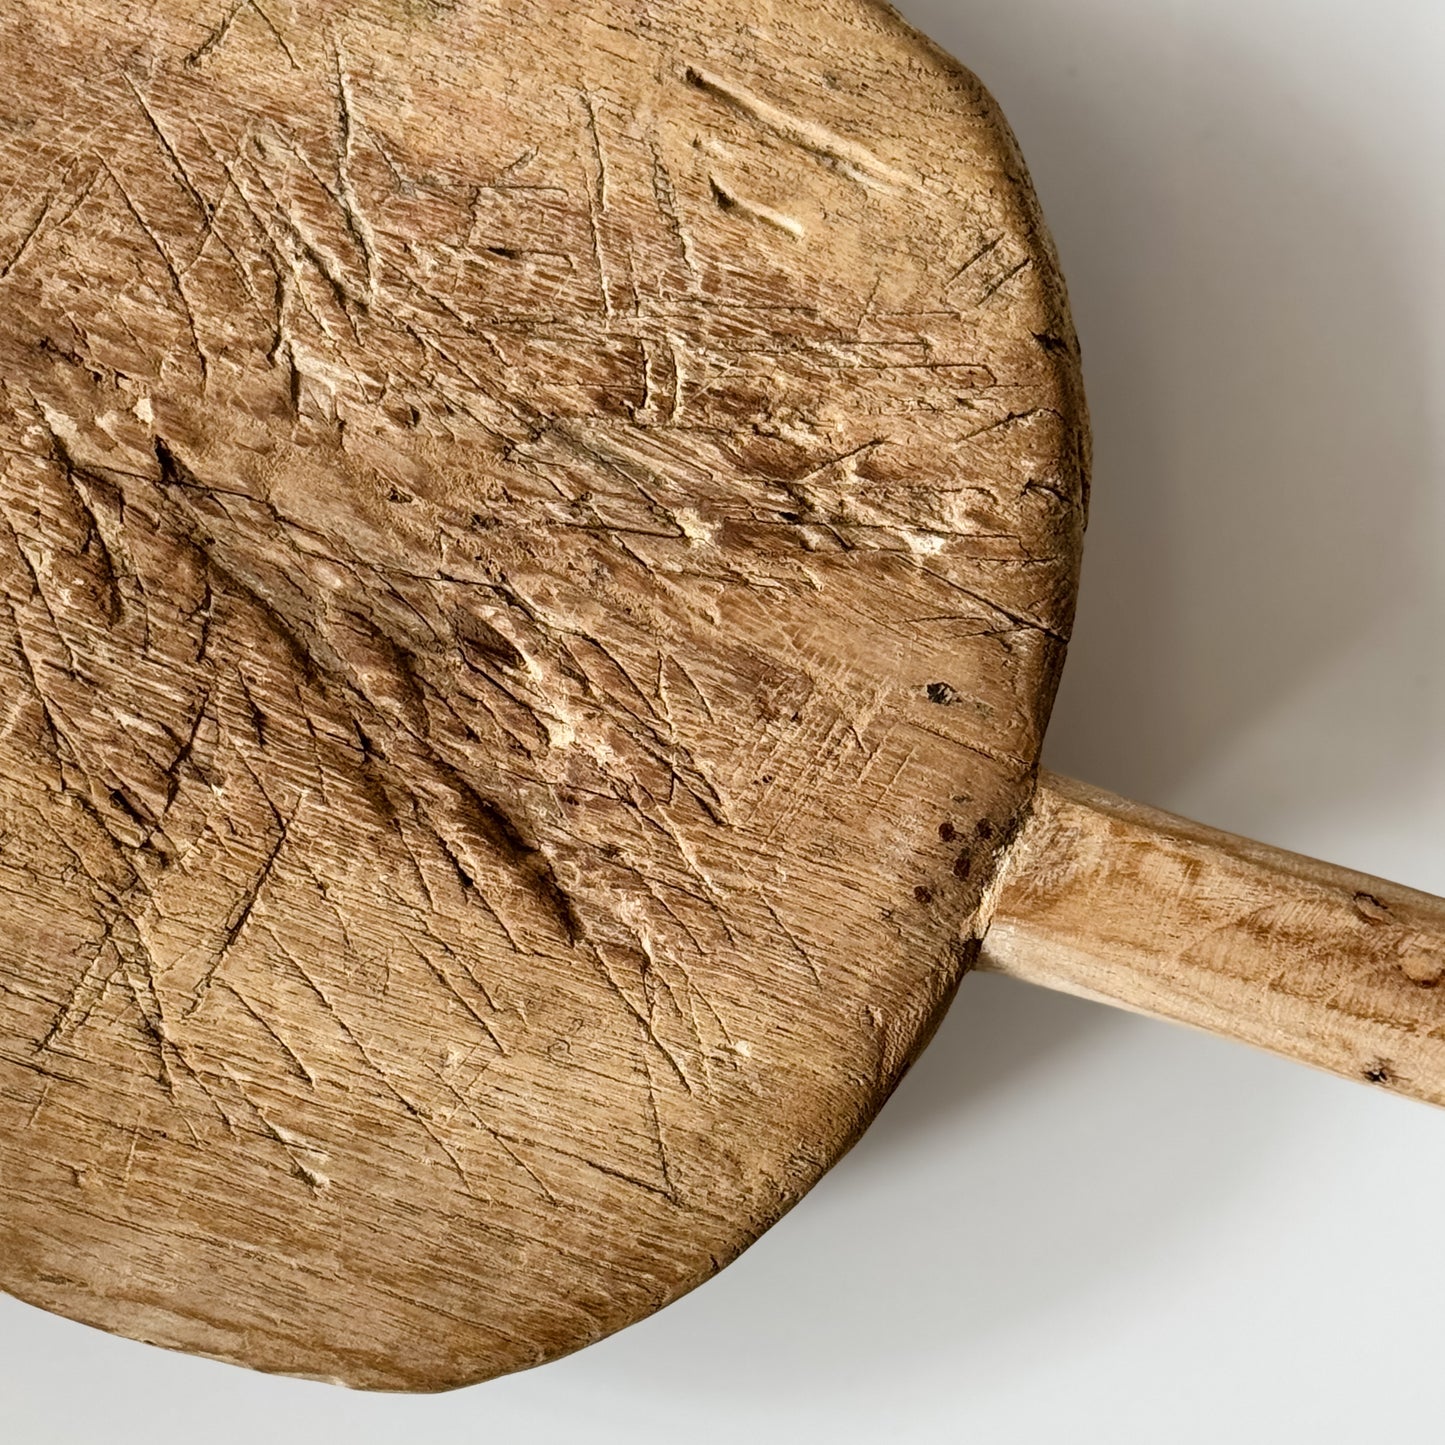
0,0,1086,1388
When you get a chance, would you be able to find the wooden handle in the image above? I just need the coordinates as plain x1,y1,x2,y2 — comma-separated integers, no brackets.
980,772,1445,1104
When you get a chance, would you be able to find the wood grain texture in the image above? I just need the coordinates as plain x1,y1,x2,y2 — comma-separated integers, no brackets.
0,0,1087,1388
982,774,1445,1105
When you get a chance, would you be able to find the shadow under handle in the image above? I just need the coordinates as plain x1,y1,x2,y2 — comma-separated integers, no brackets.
979,772,1445,1106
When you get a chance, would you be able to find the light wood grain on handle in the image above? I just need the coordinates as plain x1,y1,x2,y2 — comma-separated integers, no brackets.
981,772,1445,1105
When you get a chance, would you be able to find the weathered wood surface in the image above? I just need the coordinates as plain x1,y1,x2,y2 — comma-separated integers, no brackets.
983,775,1445,1105
0,0,1086,1388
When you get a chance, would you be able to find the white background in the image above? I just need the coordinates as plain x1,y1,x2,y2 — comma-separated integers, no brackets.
6,0,1445,1439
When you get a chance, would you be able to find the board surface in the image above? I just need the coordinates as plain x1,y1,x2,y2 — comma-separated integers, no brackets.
0,0,1086,1388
